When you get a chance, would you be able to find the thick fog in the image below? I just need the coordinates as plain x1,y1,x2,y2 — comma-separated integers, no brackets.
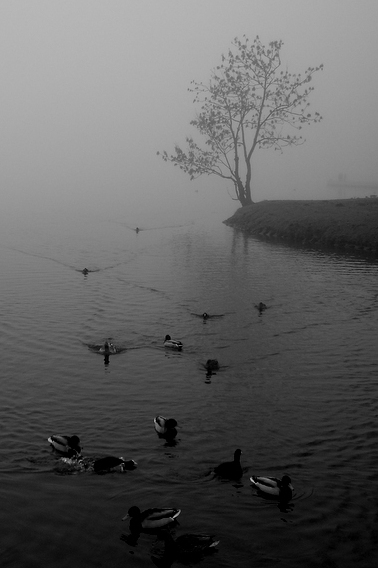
1,0,377,229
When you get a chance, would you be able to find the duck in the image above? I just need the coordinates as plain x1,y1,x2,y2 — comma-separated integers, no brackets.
154,529,220,560
82,268,89,275
250,475,293,501
214,449,243,479
48,434,82,457
154,416,178,439
93,456,137,473
205,359,219,371
255,302,267,313
164,335,183,350
122,507,181,530
202,312,210,319
99,340,117,354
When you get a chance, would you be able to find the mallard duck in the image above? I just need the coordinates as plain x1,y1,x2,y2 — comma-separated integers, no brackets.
205,359,219,371
48,435,82,457
154,416,178,439
164,335,183,350
93,456,137,473
214,449,243,479
122,507,181,530
99,340,117,354
250,475,293,501
155,529,220,560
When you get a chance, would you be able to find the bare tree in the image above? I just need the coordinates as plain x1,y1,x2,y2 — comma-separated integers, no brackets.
159,36,323,206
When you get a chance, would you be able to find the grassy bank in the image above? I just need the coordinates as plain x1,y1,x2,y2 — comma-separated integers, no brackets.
223,199,378,255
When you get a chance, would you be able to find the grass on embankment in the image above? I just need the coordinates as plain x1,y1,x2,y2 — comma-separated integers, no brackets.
223,199,378,255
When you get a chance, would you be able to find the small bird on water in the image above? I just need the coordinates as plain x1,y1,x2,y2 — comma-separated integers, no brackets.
214,449,243,479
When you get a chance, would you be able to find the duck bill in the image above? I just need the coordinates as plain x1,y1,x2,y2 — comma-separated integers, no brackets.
121,514,130,521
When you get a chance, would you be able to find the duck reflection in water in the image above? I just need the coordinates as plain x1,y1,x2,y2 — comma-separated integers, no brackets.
150,529,219,567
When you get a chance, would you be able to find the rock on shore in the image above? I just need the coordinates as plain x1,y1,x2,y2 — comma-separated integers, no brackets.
223,199,378,255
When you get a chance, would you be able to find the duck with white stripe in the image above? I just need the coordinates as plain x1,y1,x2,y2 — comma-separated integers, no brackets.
154,415,178,439
164,335,183,350
250,474,293,501
122,506,181,531
48,434,82,457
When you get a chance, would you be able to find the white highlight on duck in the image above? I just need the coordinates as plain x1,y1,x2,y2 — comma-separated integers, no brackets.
164,335,183,350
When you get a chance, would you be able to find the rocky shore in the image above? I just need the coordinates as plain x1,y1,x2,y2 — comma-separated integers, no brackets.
223,199,378,255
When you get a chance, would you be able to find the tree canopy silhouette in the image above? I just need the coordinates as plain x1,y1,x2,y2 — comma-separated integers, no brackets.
159,36,323,206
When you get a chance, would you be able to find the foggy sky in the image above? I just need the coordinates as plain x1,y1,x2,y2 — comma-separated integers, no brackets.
1,0,377,226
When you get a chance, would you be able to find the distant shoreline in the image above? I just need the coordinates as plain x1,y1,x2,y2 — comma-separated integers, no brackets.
223,199,378,256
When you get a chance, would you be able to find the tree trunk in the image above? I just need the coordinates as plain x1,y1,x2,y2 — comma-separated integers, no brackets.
236,179,253,206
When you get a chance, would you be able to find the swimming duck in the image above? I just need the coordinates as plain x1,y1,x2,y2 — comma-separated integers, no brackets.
99,340,117,354
155,529,220,560
48,435,82,457
154,416,178,439
202,312,210,319
122,507,181,530
255,302,267,313
164,335,183,350
93,456,137,473
214,449,243,479
250,475,293,501
82,268,89,275
205,359,219,371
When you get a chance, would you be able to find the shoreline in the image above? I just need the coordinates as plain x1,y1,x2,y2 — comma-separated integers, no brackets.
223,199,378,256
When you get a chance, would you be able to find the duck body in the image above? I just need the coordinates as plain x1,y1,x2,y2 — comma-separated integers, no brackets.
99,340,117,354
214,449,243,479
250,475,293,501
164,335,183,351
122,507,181,530
48,435,81,457
205,359,219,371
93,456,137,473
156,530,220,560
154,416,178,439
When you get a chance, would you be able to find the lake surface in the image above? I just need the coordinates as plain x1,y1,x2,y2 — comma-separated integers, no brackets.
1,209,378,567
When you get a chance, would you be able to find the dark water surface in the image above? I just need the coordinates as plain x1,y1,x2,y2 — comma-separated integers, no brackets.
1,211,378,567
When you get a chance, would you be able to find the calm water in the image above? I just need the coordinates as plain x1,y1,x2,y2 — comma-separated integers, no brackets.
1,209,378,567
